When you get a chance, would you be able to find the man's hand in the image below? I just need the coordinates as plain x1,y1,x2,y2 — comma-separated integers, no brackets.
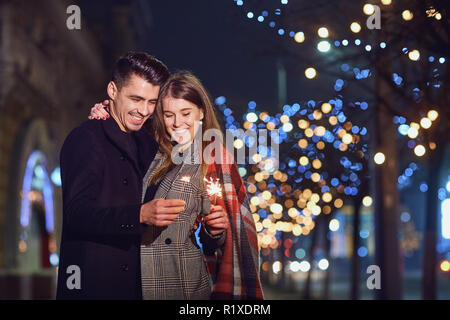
205,205,229,236
140,198,186,226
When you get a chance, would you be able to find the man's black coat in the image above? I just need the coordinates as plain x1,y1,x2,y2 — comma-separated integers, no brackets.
56,117,158,299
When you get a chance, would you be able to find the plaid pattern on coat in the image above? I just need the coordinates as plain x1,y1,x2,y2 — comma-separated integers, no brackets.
140,152,226,300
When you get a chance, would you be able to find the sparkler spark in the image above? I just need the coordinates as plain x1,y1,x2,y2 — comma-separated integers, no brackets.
203,176,223,201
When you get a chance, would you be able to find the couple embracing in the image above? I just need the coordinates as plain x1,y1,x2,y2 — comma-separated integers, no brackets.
56,52,263,300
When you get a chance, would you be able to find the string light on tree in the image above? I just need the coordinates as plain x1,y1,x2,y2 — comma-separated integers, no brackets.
317,27,329,38
408,50,420,61
374,152,386,165
294,31,305,43
350,22,362,33
402,10,414,21
305,67,317,79
363,4,375,15
427,110,438,121
317,40,331,53
414,144,426,157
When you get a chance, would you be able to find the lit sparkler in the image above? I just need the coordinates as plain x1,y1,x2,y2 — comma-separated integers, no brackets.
203,176,223,205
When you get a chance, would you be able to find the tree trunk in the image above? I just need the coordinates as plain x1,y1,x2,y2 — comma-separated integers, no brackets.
373,55,403,300
422,133,446,299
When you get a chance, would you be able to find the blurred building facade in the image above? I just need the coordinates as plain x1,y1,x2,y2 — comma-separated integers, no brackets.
0,0,150,299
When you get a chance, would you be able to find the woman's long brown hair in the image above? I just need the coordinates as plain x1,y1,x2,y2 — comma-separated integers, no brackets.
147,71,222,185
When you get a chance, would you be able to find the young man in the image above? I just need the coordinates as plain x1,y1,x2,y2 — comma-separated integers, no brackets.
56,52,186,299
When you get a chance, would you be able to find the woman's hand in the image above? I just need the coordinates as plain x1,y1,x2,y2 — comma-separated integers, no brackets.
88,100,110,120
205,205,229,236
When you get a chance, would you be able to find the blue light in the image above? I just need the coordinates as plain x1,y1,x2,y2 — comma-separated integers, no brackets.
393,73,403,85
257,16,264,22
269,21,276,28
341,64,350,72
258,209,268,219
360,127,367,135
380,42,386,48
215,96,226,105
50,253,59,266
407,140,416,149
355,39,361,46
360,230,370,239
21,151,54,233
288,159,296,168
398,124,409,136
334,41,341,47
420,183,428,192
262,10,268,17
248,101,257,109
289,31,295,37
439,188,447,201
360,102,368,110
331,178,339,187
51,167,62,186
278,29,285,35
404,168,413,177
236,0,243,6
337,112,347,123
429,56,435,62
295,248,306,259
357,246,368,257
401,212,411,222
224,108,232,116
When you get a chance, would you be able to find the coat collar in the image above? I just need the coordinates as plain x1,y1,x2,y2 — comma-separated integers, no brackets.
102,117,158,176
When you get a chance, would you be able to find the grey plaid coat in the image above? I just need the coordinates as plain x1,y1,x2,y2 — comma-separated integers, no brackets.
140,152,226,300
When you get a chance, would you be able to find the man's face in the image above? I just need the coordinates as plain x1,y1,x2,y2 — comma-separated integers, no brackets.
107,74,160,132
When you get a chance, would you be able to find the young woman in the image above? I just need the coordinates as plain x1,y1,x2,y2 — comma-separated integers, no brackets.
90,71,263,300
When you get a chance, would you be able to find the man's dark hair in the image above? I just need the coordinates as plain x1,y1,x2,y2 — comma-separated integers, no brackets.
112,52,170,89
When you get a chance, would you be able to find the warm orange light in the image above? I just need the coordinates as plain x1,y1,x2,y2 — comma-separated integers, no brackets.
441,260,450,272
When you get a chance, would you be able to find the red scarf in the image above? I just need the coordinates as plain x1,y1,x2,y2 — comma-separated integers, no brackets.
204,145,264,299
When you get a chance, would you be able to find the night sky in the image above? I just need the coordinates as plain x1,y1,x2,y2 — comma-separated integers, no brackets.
144,0,280,112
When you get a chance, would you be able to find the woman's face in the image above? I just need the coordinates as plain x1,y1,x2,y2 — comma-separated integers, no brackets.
162,96,204,146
